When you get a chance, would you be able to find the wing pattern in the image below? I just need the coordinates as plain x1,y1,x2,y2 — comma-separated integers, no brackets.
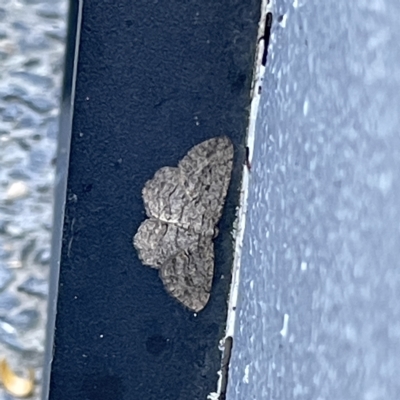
133,136,234,312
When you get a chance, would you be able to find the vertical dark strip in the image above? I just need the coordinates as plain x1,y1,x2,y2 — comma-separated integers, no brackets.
46,1,261,399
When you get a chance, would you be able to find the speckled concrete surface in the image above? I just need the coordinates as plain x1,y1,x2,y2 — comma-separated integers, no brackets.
227,0,400,399
0,0,66,398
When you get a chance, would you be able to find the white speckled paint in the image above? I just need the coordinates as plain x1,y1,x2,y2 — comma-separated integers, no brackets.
227,0,400,398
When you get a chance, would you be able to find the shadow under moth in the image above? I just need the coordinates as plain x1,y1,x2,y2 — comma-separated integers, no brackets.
133,136,234,312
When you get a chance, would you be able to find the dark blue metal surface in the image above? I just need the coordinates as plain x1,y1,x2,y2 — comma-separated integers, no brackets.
44,0,261,399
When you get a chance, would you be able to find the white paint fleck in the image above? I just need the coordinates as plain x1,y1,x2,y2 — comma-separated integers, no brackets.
303,98,309,116
279,14,288,28
243,364,250,384
280,313,290,338
301,261,308,271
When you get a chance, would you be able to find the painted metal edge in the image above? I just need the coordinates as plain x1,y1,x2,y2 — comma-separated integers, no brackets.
40,1,83,399
207,0,274,398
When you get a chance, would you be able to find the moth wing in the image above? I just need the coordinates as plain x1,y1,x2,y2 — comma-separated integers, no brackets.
134,136,233,311
142,166,188,224
133,219,197,269
178,136,234,232
159,237,214,312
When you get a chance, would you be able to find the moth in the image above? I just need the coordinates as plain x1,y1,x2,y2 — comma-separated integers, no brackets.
133,136,234,312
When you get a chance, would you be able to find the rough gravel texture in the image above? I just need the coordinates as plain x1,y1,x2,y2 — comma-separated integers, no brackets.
0,0,66,398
